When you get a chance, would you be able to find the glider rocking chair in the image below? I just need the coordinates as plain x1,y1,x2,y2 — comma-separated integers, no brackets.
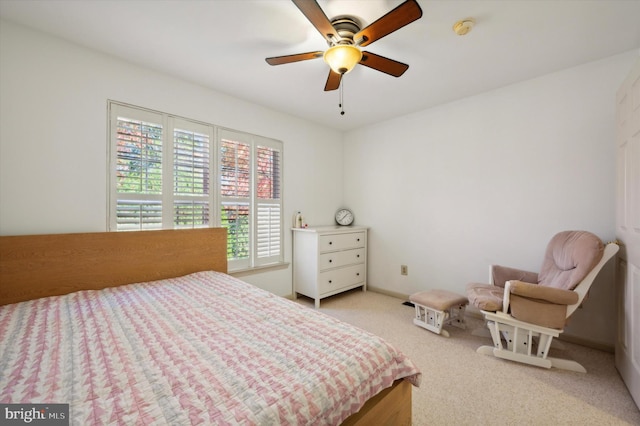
466,230,619,373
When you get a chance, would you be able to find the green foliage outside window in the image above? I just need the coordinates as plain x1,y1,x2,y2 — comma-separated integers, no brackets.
221,206,249,260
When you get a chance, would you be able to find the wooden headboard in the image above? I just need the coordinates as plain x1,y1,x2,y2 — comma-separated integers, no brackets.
0,228,227,306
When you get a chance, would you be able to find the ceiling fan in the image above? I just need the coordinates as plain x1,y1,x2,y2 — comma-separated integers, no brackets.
265,0,423,92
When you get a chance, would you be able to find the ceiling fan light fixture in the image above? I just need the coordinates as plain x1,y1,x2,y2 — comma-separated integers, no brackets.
323,45,363,75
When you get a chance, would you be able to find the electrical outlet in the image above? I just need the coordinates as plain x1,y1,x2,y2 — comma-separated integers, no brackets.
401,265,408,276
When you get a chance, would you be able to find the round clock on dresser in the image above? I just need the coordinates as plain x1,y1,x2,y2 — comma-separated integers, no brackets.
335,208,354,226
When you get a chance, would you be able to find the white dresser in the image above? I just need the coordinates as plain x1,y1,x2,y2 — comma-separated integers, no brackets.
292,225,368,308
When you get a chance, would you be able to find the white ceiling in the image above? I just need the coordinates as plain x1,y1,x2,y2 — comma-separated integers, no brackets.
1,0,639,131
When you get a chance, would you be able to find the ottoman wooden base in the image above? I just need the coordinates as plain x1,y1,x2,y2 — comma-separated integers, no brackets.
410,290,468,337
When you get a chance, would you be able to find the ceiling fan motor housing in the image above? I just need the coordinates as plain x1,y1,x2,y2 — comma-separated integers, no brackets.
330,16,362,46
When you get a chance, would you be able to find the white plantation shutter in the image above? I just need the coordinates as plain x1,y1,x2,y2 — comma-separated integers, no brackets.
109,104,214,232
174,201,210,228
109,102,284,271
255,142,282,266
172,118,213,228
218,130,253,270
116,200,163,230
218,129,283,270
110,106,164,231
256,203,281,259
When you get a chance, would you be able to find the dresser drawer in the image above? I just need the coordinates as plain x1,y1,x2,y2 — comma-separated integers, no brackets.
318,264,365,294
319,232,365,252
319,248,365,270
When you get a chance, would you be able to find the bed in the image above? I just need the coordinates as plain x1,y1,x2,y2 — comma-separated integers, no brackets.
0,228,421,425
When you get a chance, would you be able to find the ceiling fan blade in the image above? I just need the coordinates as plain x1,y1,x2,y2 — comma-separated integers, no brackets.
359,52,409,77
354,0,423,47
324,70,342,91
266,51,324,66
292,0,339,43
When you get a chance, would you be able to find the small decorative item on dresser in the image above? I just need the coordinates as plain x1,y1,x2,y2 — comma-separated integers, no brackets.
335,208,354,226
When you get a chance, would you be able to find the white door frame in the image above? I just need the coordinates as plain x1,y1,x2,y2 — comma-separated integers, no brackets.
615,57,640,410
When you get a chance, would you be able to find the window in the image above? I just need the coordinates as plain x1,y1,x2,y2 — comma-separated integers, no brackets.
218,129,282,270
111,108,164,230
108,101,283,271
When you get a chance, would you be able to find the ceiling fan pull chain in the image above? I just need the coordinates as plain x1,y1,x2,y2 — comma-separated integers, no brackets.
340,78,345,115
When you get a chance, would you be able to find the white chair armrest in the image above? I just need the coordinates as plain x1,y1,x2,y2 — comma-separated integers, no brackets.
503,281,512,314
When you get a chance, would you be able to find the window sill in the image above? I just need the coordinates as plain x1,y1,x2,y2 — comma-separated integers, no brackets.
228,262,290,277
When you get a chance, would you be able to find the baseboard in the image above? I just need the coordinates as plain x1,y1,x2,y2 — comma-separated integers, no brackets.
367,286,410,301
558,334,614,353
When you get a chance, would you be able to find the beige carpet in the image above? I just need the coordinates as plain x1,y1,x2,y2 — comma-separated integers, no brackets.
294,289,640,425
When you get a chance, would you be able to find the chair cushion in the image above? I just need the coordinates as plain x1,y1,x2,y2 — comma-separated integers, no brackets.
410,289,468,311
538,231,604,291
491,265,538,288
466,282,503,312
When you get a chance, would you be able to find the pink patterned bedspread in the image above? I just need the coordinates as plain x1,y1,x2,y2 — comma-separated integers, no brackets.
0,271,420,425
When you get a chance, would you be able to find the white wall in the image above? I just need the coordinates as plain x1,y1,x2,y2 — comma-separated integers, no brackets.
343,50,638,347
0,20,343,297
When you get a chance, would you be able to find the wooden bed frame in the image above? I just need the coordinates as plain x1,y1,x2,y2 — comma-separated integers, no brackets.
0,228,228,306
0,228,412,425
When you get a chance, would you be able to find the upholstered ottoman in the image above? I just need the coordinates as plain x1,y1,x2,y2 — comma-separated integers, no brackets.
410,289,468,337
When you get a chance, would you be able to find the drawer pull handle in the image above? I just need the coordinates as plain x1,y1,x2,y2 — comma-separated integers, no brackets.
329,241,333,245
356,254,360,258
329,280,332,284
356,273,360,276
329,259,333,263
357,238,360,242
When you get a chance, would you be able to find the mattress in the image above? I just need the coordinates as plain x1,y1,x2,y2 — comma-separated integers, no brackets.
0,271,420,425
